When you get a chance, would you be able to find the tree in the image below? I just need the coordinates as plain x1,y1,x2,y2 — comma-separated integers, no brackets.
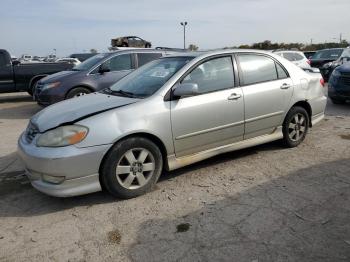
188,44,199,51
90,48,98,53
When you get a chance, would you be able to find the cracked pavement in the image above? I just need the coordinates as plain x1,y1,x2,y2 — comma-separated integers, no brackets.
0,92,349,261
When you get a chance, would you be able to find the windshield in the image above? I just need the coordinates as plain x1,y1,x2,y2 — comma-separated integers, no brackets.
108,56,193,98
312,49,343,60
72,53,109,71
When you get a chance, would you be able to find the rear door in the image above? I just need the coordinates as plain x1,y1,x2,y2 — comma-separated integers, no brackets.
171,55,245,157
236,53,293,139
89,53,135,90
0,51,15,92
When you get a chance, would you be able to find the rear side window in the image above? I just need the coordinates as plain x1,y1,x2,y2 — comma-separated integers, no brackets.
293,53,304,61
137,53,162,67
238,54,278,85
107,54,132,71
182,56,234,94
283,53,296,61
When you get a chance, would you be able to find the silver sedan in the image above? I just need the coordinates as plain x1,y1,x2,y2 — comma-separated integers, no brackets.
18,49,327,198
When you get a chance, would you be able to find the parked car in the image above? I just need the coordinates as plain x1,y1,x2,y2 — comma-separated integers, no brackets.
274,50,311,69
0,49,74,95
310,48,344,68
111,36,152,48
20,54,33,63
303,51,316,59
18,49,327,198
319,48,350,81
34,49,171,106
69,53,97,62
328,61,350,104
56,57,81,66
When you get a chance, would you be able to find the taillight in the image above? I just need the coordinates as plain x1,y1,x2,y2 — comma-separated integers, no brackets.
307,59,311,65
320,78,325,87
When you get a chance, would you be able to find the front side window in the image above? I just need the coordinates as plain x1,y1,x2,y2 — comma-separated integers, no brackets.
181,56,234,94
137,53,162,67
105,54,132,71
0,52,6,67
109,56,193,98
238,54,278,85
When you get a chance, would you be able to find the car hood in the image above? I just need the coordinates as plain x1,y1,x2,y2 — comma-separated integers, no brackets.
39,70,81,83
31,92,139,132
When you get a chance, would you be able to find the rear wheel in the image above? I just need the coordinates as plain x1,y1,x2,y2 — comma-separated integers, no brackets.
66,87,91,99
100,137,163,199
282,106,309,148
145,43,151,48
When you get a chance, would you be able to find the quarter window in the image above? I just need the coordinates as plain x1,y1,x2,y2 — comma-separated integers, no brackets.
238,54,278,85
182,56,234,94
137,53,162,67
276,63,288,79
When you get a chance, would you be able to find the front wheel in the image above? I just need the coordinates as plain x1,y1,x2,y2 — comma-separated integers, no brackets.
282,106,309,148
100,137,163,199
66,87,91,99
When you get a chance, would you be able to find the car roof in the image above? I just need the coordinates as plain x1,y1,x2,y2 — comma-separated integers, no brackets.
164,49,276,59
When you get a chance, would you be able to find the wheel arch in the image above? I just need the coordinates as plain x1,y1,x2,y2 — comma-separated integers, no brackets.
65,85,95,98
98,132,169,189
290,100,312,127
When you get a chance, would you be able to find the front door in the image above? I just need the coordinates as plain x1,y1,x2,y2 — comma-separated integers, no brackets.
171,56,245,157
90,53,134,91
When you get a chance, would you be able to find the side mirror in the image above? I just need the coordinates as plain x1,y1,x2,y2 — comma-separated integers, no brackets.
12,60,20,66
173,83,199,98
98,63,110,74
342,57,350,64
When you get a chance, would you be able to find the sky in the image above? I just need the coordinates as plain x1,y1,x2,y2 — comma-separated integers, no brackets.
1,0,349,57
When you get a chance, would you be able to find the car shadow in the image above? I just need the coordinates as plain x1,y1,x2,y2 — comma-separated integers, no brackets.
0,141,284,218
0,104,41,119
0,94,33,103
128,159,350,262
325,98,350,117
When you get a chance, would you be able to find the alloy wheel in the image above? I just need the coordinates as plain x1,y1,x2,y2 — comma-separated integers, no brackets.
288,113,306,142
116,148,155,190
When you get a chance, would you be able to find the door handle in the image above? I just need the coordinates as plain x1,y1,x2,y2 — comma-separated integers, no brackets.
280,83,291,89
228,93,242,100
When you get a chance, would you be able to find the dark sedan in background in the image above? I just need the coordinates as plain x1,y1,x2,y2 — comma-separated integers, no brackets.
328,61,350,104
34,49,170,106
310,48,344,81
320,48,350,81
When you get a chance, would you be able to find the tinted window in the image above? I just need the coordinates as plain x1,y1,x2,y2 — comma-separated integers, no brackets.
340,49,350,58
276,63,288,79
182,57,234,94
313,49,343,59
138,53,162,67
0,52,6,67
73,53,109,71
238,54,278,85
106,54,132,71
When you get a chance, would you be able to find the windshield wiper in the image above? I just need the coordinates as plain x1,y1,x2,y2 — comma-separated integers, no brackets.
110,89,138,98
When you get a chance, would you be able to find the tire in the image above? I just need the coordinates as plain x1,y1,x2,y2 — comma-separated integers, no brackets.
28,79,40,96
331,98,345,104
145,43,151,48
66,87,91,99
100,137,163,199
282,106,309,148
122,43,128,47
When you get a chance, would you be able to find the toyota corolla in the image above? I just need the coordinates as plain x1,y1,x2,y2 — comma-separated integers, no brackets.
18,50,327,198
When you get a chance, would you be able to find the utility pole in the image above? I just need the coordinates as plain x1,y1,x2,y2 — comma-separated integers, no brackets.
340,33,342,43
180,21,188,50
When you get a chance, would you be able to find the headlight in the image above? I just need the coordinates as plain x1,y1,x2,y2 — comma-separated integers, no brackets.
332,70,341,78
36,125,88,147
42,81,60,90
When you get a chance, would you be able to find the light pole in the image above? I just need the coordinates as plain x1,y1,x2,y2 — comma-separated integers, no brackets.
180,21,188,50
